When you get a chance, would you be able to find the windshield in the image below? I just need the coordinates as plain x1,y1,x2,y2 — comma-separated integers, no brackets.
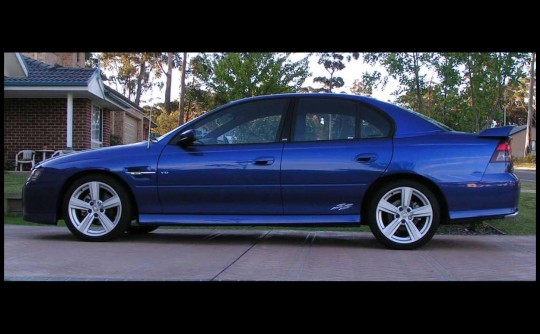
154,127,179,142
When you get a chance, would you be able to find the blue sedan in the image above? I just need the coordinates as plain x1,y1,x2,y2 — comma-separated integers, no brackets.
23,93,520,249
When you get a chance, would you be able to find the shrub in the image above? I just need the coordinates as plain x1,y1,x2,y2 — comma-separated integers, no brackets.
513,154,536,164
110,134,122,146
4,160,14,171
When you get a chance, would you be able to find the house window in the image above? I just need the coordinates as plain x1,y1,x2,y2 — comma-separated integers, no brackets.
91,105,103,149
531,140,536,152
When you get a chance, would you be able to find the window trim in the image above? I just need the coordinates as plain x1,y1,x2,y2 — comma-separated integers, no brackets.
170,98,291,146
289,97,358,143
286,97,395,144
91,104,103,149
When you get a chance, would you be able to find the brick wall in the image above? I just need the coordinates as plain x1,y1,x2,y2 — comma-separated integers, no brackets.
103,109,111,147
113,111,125,142
22,52,86,68
73,99,92,151
143,120,150,140
4,98,94,169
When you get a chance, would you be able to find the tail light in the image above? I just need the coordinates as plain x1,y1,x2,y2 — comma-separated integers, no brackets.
491,139,512,163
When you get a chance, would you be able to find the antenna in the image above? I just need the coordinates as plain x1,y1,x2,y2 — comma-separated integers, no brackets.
146,96,160,149
146,95,154,149
147,104,152,149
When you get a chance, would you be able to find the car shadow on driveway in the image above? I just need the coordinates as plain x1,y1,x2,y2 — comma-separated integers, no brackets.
28,228,513,251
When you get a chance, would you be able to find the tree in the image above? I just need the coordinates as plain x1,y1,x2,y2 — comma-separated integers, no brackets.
350,79,372,96
99,53,156,105
154,53,181,114
179,52,187,125
363,53,430,113
308,53,359,93
525,52,536,155
363,52,529,132
192,53,309,108
184,77,213,123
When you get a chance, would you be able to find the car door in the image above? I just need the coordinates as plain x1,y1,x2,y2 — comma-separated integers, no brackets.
281,97,393,215
157,98,289,215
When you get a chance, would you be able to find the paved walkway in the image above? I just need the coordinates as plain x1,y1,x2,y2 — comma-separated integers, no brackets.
4,225,536,281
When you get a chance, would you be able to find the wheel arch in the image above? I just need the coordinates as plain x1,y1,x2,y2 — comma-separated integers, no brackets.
56,170,138,221
361,173,449,225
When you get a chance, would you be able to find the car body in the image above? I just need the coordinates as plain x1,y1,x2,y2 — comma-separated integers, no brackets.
23,93,520,249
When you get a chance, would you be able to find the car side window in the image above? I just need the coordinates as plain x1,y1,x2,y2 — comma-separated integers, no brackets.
190,99,288,145
292,98,357,142
358,103,392,139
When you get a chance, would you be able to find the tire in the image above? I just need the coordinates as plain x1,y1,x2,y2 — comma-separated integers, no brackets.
63,174,132,241
125,224,159,234
367,180,440,250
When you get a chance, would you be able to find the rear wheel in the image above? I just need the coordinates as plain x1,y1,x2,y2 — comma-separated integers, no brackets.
63,174,132,241
367,180,440,250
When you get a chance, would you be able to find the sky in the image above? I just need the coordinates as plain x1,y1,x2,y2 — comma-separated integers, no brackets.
134,53,399,107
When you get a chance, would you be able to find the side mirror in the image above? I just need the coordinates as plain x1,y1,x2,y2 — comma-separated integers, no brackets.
177,129,196,147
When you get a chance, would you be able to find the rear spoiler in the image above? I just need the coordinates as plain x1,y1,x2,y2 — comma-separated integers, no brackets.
478,126,517,138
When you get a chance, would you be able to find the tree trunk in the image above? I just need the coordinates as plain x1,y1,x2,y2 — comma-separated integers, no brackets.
135,60,146,105
525,52,535,156
413,53,423,113
164,52,173,114
179,52,188,125
466,53,478,132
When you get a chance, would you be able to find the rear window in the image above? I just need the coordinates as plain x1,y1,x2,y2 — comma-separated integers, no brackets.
407,109,454,131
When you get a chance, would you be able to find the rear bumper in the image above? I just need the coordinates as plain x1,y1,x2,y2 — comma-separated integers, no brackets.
504,210,519,219
443,172,520,222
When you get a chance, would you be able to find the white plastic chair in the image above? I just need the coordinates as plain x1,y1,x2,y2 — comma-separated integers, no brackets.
15,150,35,171
51,150,76,158
51,150,64,158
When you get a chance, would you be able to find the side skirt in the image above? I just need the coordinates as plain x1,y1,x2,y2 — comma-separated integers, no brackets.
138,214,361,226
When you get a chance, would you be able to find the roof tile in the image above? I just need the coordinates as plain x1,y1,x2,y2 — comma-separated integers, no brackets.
4,55,97,86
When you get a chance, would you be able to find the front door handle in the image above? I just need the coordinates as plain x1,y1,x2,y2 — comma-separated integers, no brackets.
356,154,377,163
253,157,275,166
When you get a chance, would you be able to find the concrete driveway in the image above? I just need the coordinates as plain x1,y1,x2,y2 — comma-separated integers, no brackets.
3,225,535,281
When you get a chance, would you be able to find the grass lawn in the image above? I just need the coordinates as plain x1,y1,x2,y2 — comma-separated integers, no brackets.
521,182,536,191
488,193,536,235
3,215,47,226
4,172,29,195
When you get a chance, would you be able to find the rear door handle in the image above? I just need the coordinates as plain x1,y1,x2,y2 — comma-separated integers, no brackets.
253,157,275,166
356,154,377,163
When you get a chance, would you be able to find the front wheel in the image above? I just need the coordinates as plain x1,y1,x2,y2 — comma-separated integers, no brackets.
367,180,440,250
63,174,132,241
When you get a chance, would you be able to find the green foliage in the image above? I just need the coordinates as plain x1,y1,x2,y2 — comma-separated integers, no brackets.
110,134,122,146
363,52,532,132
153,52,182,114
99,53,157,105
364,52,431,113
308,53,359,93
350,79,372,96
192,53,309,109
4,160,14,171
155,109,181,136
513,154,536,164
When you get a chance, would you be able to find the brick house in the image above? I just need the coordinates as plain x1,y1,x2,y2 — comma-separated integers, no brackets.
4,52,154,169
